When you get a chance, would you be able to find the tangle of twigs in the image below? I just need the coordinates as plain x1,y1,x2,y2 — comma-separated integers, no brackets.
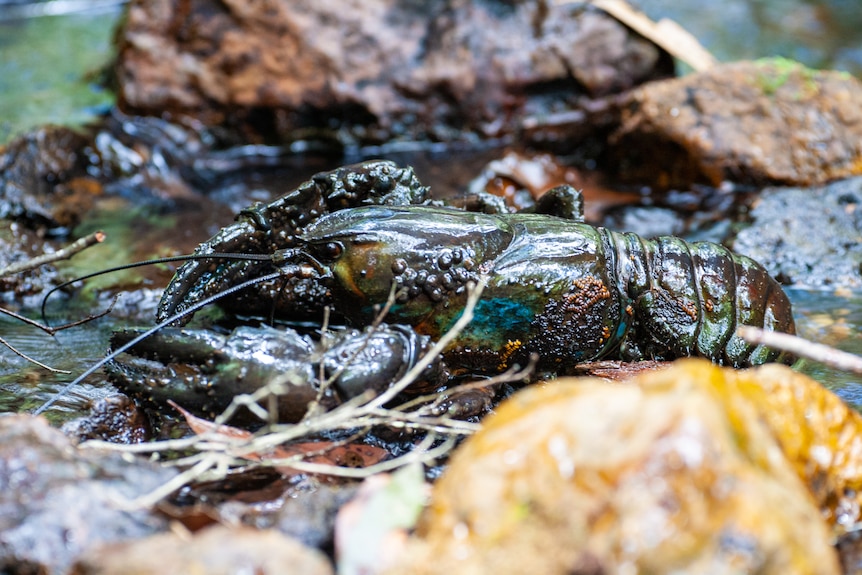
80,277,534,510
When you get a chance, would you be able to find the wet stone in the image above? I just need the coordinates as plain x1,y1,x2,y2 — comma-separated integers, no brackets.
393,361,842,575
270,483,360,551
61,395,151,444
0,126,92,228
601,205,685,238
0,414,173,574
732,176,862,288
115,0,672,146
602,58,862,189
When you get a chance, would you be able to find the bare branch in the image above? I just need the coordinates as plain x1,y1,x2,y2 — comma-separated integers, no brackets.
737,326,862,375
262,434,455,479
0,230,105,278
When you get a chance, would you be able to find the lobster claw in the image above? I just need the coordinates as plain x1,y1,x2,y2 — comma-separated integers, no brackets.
156,217,269,324
106,323,449,424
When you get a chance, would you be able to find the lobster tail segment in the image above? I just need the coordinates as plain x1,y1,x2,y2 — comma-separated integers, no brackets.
722,254,796,366
613,232,795,367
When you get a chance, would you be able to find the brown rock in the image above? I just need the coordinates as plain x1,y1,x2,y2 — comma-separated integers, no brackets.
115,0,672,145
394,360,841,575
604,58,862,188
61,395,151,444
71,525,334,575
0,126,93,227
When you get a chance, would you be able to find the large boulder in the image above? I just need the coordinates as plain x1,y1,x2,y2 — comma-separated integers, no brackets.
732,176,862,288
115,0,672,145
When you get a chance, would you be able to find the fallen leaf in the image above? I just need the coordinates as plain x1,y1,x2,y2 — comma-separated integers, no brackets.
336,463,430,575
169,400,388,476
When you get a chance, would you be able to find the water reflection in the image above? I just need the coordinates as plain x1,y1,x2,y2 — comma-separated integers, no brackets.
638,0,862,76
0,311,122,423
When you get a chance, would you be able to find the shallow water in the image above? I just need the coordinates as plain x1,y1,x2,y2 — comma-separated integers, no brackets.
0,310,122,422
0,2,121,143
637,0,862,76
785,288,862,408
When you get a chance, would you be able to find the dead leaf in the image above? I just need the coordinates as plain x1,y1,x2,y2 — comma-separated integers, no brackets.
582,0,718,71
169,400,389,476
169,400,253,440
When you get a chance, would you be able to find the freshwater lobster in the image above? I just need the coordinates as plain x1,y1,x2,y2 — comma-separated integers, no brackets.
157,160,795,373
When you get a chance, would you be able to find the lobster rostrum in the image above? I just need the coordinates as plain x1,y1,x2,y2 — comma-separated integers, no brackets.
158,161,795,372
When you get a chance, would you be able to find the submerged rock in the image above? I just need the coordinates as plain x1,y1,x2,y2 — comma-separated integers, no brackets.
732,176,862,288
0,414,173,574
395,360,844,574
61,395,151,444
115,0,672,146
603,58,862,189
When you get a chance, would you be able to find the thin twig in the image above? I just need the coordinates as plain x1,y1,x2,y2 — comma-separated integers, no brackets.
367,278,487,409
80,434,217,454
395,357,537,414
360,409,481,434
306,282,398,410
213,370,310,426
738,326,862,375
0,299,116,336
0,230,105,278
263,434,455,479
0,335,70,373
124,454,224,511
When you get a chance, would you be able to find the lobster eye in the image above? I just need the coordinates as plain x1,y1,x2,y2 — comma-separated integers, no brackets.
320,241,343,260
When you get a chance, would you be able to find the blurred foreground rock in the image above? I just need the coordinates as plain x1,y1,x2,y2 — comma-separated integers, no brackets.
601,58,862,189
395,360,852,574
0,414,173,574
71,525,334,575
115,0,672,145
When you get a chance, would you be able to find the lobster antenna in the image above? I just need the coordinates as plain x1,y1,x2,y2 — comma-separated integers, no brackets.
40,252,275,324
32,270,284,416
